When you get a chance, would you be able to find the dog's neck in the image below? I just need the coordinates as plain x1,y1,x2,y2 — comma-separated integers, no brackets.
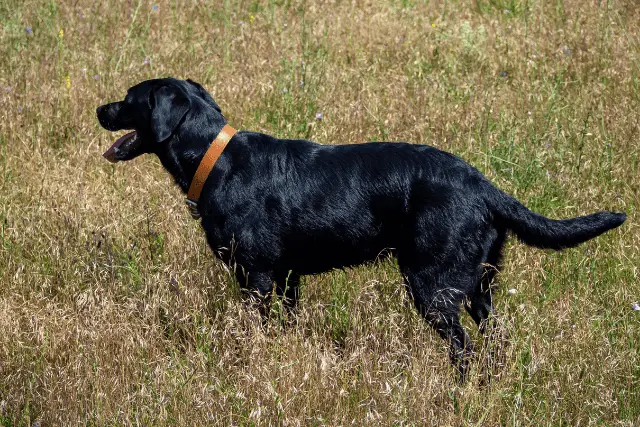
156,116,229,194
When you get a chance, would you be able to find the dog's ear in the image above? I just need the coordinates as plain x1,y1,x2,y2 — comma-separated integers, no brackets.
186,79,223,114
150,85,191,142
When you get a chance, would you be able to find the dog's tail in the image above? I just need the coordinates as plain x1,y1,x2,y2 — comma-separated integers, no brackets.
484,182,626,250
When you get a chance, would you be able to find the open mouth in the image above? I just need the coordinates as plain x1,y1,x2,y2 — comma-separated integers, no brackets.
103,131,137,163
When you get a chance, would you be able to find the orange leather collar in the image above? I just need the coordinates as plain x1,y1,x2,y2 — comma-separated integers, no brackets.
186,124,237,219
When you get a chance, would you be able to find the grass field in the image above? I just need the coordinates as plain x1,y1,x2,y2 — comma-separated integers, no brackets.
1,0,639,424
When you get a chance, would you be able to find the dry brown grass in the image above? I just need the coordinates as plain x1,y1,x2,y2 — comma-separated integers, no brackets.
1,0,639,424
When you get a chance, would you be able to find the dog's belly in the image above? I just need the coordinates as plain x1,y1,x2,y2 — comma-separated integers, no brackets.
281,234,395,275
206,216,398,276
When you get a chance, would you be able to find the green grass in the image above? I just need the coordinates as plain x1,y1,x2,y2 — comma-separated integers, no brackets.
0,0,639,424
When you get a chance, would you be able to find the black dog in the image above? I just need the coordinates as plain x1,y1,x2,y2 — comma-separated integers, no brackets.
97,77,626,380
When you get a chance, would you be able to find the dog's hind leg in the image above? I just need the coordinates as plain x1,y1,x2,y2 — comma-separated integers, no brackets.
464,228,505,333
401,263,475,383
464,228,507,381
397,193,485,382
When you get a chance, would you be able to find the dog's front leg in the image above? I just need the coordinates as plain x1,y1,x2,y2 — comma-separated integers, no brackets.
236,270,275,320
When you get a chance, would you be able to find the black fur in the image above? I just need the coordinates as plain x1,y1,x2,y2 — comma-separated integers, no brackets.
97,78,626,381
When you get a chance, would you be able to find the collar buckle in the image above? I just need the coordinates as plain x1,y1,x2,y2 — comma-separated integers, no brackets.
185,198,201,219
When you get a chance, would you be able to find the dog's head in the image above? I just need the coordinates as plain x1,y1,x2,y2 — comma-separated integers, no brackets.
96,78,223,163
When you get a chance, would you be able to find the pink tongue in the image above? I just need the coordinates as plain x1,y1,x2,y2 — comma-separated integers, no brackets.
103,131,137,163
